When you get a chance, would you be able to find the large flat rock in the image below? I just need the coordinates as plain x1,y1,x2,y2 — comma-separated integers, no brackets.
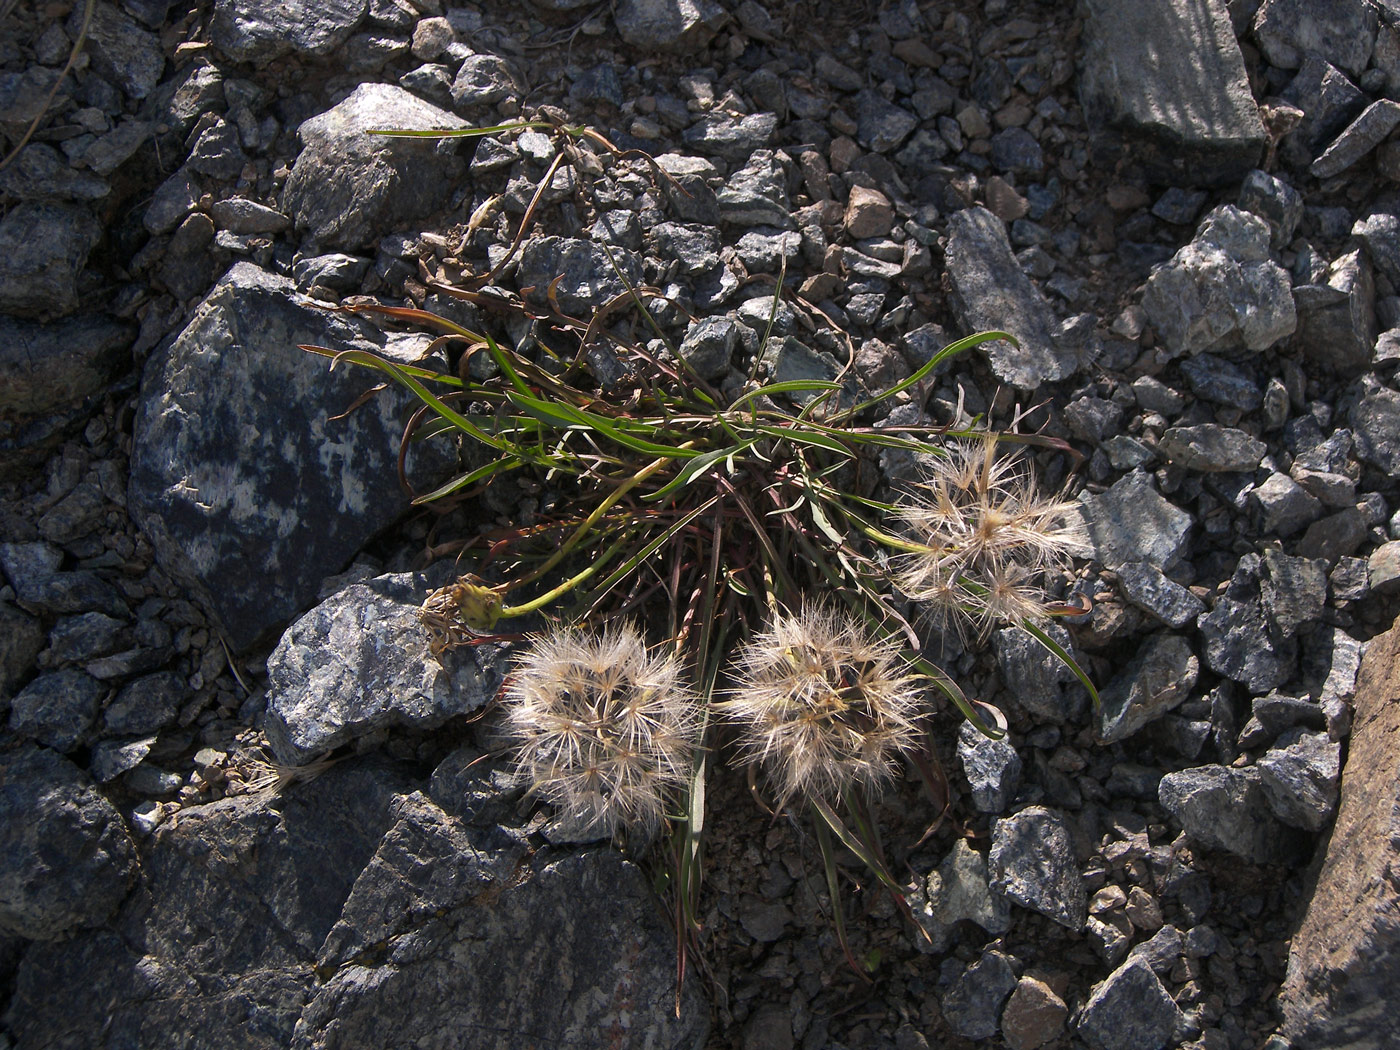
1281,621,1400,1048
1078,0,1267,186
128,262,455,652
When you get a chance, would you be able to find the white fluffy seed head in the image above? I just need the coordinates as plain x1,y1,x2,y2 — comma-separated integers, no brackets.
502,624,702,837
895,435,1087,638
721,604,930,808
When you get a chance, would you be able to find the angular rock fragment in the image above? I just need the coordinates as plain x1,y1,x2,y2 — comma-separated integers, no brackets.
211,0,367,65
263,569,509,764
282,83,468,251
1158,424,1266,472
0,745,136,940
1253,0,1377,79
1158,765,1305,864
614,0,726,50
958,720,1022,813
1077,959,1184,1050
1311,100,1400,178
1079,0,1265,186
1078,471,1193,572
989,806,1086,930
1141,206,1295,358
910,839,1011,953
0,203,102,321
945,206,1068,389
1097,634,1198,743
1293,249,1377,376
1258,729,1341,831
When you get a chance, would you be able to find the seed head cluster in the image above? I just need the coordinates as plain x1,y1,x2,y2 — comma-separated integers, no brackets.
502,624,702,837
895,435,1087,638
721,604,929,807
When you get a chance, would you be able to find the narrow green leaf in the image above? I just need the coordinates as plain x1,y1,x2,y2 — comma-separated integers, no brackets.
1021,618,1100,711
727,380,843,413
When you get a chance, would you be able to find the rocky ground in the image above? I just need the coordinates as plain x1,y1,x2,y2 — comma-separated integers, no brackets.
3,0,1400,1048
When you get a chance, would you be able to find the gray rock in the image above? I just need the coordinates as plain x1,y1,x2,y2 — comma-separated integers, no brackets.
89,735,158,783
0,313,132,462
1253,0,1377,78
8,668,105,752
0,745,136,940
945,206,1068,389
1151,187,1208,226
990,127,1043,177
1115,563,1206,628
768,336,839,395
1368,540,1400,594
292,253,371,292
128,262,455,652
5,759,407,1049
450,54,518,108
187,117,250,179
1198,596,1295,692
614,0,726,50
1237,693,1329,749
717,149,792,228
958,720,1022,813
1295,506,1368,562
853,89,918,153
516,236,643,316
283,84,468,251
80,119,151,176
263,569,509,764
1237,169,1303,249
211,0,367,64
1354,212,1400,289
144,167,201,235
1158,765,1304,863
1097,634,1199,743
1078,0,1265,186
102,670,187,736
910,839,1011,953
993,624,1088,723
1178,353,1263,411
45,611,128,663
1125,924,1184,974
1077,959,1184,1050
0,601,45,702
1261,548,1328,637
1282,620,1400,1048
1352,383,1400,476
1294,249,1377,376
943,950,1018,1041
0,143,110,202
1258,728,1341,831
679,315,739,380
1140,205,1295,358
1312,100,1400,178
1158,424,1266,472
1278,56,1368,170
76,0,164,99
1064,396,1124,444
0,203,101,321
682,112,778,161
209,198,291,234
650,221,721,274
989,806,1086,930
1078,470,1194,571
